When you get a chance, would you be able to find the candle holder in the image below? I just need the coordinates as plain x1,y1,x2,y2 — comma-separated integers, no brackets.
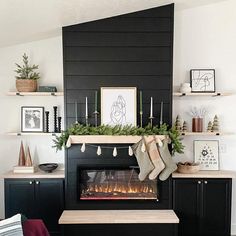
75,102,78,124
93,111,99,127
53,106,58,133
140,111,143,128
160,101,163,126
45,111,49,133
57,117,62,133
149,116,155,127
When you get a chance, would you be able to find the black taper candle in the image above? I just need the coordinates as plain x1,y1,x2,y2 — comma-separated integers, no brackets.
45,111,49,133
57,117,62,133
53,106,57,133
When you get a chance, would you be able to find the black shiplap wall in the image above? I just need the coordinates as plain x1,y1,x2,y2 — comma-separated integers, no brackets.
63,4,174,127
63,4,174,210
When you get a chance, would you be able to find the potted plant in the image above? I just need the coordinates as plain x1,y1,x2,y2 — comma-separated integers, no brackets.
15,53,40,92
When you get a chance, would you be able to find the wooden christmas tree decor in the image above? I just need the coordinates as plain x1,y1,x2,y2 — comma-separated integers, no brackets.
25,147,33,166
175,115,182,131
182,121,188,132
207,121,213,132
212,115,219,132
18,141,25,166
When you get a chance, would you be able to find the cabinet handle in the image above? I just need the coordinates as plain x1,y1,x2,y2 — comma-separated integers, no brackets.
35,181,40,185
204,181,208,184
198,181,201,184
29,181,33,185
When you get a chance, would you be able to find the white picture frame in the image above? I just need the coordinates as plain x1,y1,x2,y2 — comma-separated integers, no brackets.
190,69,215,93
21,106,44,132
101,87,137,126
194,140,219,170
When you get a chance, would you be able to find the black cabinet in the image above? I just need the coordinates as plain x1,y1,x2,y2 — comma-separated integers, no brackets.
173,178,232,236
5,178,64,236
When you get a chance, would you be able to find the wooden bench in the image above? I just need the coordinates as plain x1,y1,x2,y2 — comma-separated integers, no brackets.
59,210,179,236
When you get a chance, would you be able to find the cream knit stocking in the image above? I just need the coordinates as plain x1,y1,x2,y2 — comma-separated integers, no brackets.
132,138,154,181
144,137,165,180
158,138,177,181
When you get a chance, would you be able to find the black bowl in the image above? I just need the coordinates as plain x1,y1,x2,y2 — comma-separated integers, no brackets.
38,163,58,173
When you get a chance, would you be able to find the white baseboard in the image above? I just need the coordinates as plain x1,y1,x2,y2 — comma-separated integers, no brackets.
232,224,236,235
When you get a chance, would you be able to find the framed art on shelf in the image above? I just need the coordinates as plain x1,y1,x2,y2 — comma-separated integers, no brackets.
190,69,215,93
21,106,44,132
101,87,137,126
194,140,219,170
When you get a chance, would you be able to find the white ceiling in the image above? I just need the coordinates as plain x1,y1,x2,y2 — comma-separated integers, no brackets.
0,0,228,48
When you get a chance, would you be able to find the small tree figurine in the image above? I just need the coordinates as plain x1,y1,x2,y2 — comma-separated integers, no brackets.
212,115,219,132
15,53,40,92
182,121,188,132
15,53,40,80
207,121,213,132
175,115,182,131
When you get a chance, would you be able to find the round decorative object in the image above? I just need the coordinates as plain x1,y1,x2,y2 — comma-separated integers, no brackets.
177,162,200,174
179,83,191,93
38,163,58,173
16,79,37,92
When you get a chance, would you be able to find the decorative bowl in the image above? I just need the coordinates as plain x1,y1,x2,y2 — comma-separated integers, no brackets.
38,163,58,173
177,162,200,174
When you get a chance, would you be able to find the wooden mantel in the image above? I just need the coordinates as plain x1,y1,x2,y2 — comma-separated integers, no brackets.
66,135,166,147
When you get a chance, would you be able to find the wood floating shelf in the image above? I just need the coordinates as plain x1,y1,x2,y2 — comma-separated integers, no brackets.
7,92,64,96
7,132,60,136
181,132,234,136
66,135,166,147
59,210,179,224
173,92,232,97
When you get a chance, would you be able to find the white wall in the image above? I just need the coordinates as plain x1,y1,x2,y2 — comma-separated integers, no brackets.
0,36,64,218
173,0,236,233
0,0,236,233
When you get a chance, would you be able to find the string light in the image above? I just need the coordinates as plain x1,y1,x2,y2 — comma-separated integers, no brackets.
81,143,86,152
128,146,133,156
113,147,117,157
97,146,102,156
141,142,146,152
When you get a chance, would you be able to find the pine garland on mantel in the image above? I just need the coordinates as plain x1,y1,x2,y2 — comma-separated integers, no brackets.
53,123,184,155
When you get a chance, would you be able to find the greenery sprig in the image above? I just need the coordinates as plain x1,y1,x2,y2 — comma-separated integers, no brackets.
53,123,184,155
15,53,40,80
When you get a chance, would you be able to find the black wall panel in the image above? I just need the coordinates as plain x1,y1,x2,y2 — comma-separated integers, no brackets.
63,3,174,127
63,4,174,210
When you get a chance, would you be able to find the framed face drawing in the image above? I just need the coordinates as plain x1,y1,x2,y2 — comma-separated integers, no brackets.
190,69,215,93
100,87,137,126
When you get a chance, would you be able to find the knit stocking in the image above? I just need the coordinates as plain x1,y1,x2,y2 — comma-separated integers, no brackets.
132,139,154,181
144,136,165,180
158,138,177,181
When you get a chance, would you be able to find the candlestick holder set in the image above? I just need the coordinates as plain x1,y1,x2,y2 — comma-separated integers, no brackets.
75,91,164,128
45,106,62,133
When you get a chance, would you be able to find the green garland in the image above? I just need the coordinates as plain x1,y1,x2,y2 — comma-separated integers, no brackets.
53,123,184,155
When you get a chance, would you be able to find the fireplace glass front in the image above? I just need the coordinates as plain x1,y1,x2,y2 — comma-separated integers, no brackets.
79,168,158,200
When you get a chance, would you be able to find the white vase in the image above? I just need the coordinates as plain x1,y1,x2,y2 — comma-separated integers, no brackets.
180,83,191,93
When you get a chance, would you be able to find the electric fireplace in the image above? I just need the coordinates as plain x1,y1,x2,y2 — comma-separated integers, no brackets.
79,168,158,200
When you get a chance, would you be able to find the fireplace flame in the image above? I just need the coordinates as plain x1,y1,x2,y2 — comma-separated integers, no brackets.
86,183,154,194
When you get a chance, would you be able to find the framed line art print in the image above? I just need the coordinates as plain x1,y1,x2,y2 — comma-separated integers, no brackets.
101,87,137,126
21,106,44,132
190,69,215,93
194,140,219,170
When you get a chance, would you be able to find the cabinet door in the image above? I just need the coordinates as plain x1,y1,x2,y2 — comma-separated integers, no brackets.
173,179,201,236
5,179,35,218
201,178,231,236
35,179,64,236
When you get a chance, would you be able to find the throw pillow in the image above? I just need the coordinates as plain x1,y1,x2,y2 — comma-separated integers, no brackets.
0,213,23,236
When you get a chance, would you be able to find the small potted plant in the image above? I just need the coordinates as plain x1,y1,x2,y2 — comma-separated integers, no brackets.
15,53,40,92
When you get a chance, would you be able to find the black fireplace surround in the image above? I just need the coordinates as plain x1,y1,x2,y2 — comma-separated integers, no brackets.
63,4,174,210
